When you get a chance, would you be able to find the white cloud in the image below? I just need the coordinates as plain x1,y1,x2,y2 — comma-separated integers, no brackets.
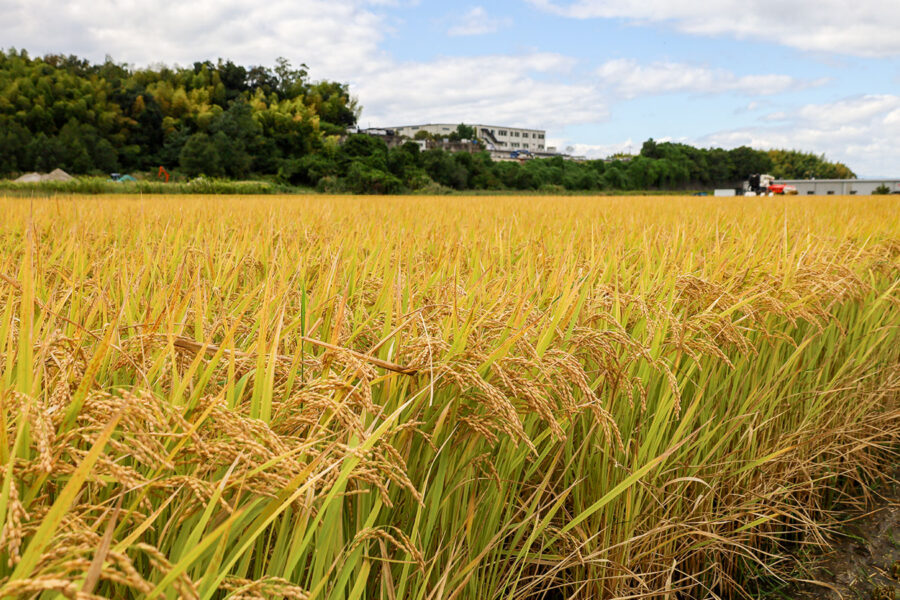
734,101,764,114
527,0,900,57
565,139,639,159
596,59,817,98
760,111,790,121
0,0,390,80
552,95,900,175
700,95,900,176
359,53,607,128
448,6,512,36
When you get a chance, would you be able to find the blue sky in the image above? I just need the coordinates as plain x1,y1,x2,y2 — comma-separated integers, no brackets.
3,0,899,174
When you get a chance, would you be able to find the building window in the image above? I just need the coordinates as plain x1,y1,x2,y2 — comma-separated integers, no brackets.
538,145,544,150
512,143,519,148
539,134,544,139
442,127,450,131
499,130,507,136
523,143,529,148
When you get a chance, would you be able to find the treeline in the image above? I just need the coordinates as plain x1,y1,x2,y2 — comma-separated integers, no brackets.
0,49,356,178
0,50,855,192
639,139,855,183
286,136,856,194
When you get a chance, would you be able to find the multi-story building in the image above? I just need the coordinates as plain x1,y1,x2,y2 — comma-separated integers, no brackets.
390,123,549,153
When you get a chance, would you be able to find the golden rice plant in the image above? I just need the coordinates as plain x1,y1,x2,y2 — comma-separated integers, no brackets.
0,193,897,599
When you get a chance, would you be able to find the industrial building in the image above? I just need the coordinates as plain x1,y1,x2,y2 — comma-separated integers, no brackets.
389,123,552,154
774,178,900,195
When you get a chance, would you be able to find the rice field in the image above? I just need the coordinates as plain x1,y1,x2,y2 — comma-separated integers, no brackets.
0,193,898,599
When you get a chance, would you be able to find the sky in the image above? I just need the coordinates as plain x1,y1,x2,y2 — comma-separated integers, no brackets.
2,0,899,175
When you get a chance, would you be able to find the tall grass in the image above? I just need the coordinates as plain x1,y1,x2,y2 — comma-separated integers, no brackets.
0,177,286,196
0,194,897,599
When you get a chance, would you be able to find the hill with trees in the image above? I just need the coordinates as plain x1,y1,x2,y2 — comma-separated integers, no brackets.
0,50,855,193
0,49,356,179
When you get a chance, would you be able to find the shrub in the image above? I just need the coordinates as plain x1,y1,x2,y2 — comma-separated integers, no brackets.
343,161,403,194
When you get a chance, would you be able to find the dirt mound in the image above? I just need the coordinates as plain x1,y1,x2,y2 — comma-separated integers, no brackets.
13,172,43,182
12,169,75,182
44,168,74,182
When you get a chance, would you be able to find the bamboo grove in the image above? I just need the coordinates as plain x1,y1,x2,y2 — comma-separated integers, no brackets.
0,193,898,598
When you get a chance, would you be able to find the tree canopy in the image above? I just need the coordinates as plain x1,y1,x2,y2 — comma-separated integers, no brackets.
0,49,358,177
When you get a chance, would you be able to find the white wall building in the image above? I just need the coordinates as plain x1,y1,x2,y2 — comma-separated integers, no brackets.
775,179,900,195
390,123,548,152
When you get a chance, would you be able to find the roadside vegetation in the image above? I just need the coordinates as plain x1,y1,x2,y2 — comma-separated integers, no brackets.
0,193,897,598
1,50,855,194
0,177,286,196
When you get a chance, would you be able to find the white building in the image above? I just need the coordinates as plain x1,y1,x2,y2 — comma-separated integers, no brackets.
774,179,900,195
390,123,549,152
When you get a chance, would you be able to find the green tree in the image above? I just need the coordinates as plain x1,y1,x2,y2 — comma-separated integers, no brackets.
274,57,308,99
343,161,403,194
0,120,30,174
562,166,597,190
455,123,475,140
209,101,261,178
57,120,93,173
340,134,388,173
91,138,119,173
24,133,67,172
179,132,221,176
705,148,735,184
278,153,338,186
729,146,773,180
159,128,190,168
640,138,661,159
767,149,856,179
306,81,358,129
601,165,628,190
626,156,653,189
423,149,468,189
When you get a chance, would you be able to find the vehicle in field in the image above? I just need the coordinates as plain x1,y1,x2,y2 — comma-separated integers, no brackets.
744,173,798,196
108,173,137,183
